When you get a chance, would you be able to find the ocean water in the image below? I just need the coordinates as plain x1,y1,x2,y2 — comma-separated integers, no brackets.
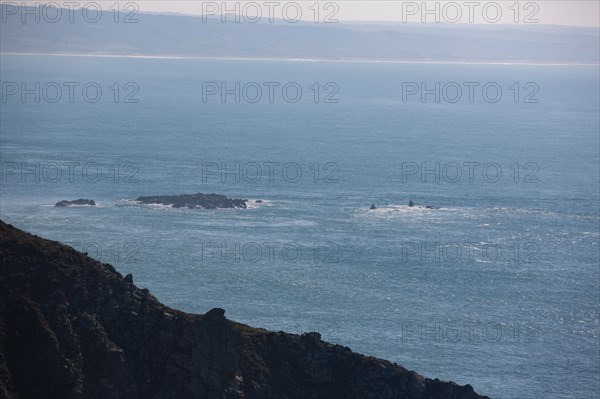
1,54,599,399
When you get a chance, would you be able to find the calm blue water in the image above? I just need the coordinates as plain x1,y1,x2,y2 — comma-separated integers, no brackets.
1,54,599,399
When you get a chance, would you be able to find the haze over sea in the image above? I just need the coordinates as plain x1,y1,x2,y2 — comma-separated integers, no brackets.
1,54,598,399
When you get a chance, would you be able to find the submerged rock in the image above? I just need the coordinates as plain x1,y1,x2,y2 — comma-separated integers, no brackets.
135,193,247,209
407,200,440,210
0,220,490,399
55,198,95,207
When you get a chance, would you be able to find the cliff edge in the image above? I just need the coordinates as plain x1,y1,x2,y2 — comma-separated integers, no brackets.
0,220,490,399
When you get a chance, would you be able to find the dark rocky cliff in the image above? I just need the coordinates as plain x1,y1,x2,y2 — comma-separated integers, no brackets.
0,220,490,399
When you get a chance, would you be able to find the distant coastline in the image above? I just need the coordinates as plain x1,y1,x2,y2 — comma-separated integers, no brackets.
2,52,598,66
4,3,598,66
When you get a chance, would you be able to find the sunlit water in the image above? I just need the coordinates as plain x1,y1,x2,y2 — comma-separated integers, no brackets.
1,55,598,398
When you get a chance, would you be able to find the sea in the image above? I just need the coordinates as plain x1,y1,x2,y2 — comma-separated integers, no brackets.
1,54,599,399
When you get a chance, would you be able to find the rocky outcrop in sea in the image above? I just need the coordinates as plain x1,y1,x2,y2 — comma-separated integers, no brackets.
55,199,96,207
135,193,247,209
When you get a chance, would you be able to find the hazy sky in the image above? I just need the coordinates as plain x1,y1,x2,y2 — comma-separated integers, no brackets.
17,1,600,27
137,1,598,26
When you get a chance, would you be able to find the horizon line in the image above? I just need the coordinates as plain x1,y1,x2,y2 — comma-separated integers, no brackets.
2,52,599,66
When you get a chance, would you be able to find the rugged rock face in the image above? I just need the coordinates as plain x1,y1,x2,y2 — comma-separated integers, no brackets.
135,193,247,209
55,199,96,207
0,220,490,399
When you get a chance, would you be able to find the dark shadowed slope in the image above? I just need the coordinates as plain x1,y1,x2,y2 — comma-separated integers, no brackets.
0,220,490,399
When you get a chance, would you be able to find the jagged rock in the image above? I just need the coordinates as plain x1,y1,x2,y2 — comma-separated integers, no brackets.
55,199,96,207
0,220,490,399
370,204,377,210
204,307,226,322
135,193,247,209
